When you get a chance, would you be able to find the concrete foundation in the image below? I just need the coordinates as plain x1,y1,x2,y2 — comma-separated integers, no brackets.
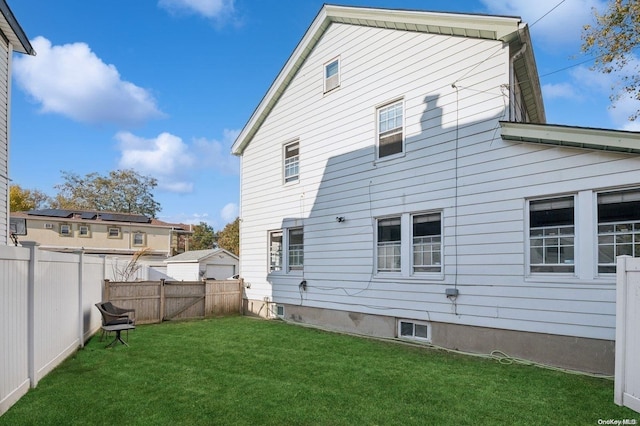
274,303,615,375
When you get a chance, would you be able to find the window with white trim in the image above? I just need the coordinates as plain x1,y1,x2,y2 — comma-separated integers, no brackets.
412,213,442,273
133,232,146,246
79,225,90,237
288,228,304,271
269,230,283,272
284,141,299,183
377,100,403,158
529,196,575,273
398,320,430,341
108,227,121,239
597,189,640,274
377,217,401,272
324,58,340,93
60,223,71,237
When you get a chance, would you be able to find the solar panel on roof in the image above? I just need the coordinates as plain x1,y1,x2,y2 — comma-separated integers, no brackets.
99,213,150,223
80,212,96,219
28,209,73,218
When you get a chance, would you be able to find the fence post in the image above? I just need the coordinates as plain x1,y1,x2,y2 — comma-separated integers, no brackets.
104,279,110,301
76,250,84,348
160,279,166,322
21,241,39,388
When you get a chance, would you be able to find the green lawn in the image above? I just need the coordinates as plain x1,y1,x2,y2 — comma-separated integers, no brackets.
1,316,637,425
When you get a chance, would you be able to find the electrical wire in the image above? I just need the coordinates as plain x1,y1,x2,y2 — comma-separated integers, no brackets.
529,0,566,28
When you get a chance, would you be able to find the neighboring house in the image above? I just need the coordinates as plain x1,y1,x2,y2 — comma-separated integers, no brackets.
232,4,640,374
0,0,35,245
165,248,239,281
11,209,193,259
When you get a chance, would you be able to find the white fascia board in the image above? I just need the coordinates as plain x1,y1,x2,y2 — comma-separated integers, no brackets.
500,122,640,154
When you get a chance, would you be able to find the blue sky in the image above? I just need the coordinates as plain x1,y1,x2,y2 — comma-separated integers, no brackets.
7,0,637,230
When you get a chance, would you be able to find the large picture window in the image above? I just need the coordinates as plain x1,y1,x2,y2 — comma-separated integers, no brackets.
597,190,640,273
377,100,403,158
377,217,401,272
529,197,575,273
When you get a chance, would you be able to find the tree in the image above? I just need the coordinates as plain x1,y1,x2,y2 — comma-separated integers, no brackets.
9,185,51,211
217,217,239,256
190,222,215,250
52,169,161,217
581,0,640,120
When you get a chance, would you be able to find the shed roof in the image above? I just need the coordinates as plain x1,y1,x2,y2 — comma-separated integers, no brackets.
232,4,543,156
0,0,34,55
165,248,239,263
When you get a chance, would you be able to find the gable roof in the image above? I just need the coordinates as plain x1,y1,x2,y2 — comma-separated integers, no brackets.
500,121,640,154
232,4,543,156
165,248,239,263
0,0,34,55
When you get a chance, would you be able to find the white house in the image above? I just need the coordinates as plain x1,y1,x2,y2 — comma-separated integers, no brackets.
0,0,34,245
232,4,640,374
165,248,239,281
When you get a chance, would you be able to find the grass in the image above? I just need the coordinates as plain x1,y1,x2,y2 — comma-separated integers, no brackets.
1,316,637,425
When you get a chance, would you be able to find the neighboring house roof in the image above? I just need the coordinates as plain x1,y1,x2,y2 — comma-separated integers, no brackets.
0,0,34,55
500,122,640,155
12,209,191,230
232,4,544,156
165,248,239,263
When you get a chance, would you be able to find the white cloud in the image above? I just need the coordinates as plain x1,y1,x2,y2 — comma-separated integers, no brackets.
116,131,196,193
193,128,240,175
542,82,580,100
220,203,238,222
480,0,606,48
13,36,164,127
158,0,234,19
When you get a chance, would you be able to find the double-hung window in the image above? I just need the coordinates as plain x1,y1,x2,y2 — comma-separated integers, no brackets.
284,141,299,183
412,213,442,273
288,228,304,271
597,189,640,274
324,58,340,93
269,230,283,272
377,100,403,158
529,197,575,273
60,224,71,236
377,217,401,272
133,232,146,246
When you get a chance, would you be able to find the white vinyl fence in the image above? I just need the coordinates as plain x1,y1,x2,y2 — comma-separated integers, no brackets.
615,256,640,413
0,242,108,416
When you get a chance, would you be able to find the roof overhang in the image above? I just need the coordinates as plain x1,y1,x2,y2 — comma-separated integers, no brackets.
232,4,525,156
0,0,34,55
500,121,640,154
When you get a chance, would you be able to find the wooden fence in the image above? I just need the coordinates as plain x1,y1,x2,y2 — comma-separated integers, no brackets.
104,279,243,324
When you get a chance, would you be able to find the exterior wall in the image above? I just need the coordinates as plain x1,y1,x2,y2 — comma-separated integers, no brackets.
19,217,173,255
0,39,8,245
167,253,239,281
239,21,640,367
167,263,199,281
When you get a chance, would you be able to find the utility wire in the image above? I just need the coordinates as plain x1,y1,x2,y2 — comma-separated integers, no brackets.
529,0,566,28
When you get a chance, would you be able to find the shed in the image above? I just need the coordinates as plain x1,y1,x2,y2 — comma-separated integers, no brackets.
165,249,239,281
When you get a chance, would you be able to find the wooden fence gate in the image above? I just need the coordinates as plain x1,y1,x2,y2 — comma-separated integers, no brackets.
104,279,243,324
615,256,640,413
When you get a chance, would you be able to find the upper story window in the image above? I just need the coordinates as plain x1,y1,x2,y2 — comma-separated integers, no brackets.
108,227,121,239
597,189,640,274
377,217,401,272
412,213,442,273
79,225,91,238
269,230,283,272
133,232,146,246
529,196,575,273
324,57,340,93
377,100,404,158
288,228,304,271
60,224,71,237
284,141,299,184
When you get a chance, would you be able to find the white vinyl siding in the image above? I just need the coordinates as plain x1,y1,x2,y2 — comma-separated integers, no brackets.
238,20,640,342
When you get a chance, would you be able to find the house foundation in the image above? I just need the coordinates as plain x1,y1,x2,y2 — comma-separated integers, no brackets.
274,304,615,376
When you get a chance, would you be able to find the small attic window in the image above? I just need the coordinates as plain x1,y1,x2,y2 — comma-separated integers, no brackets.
324,57,340,93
